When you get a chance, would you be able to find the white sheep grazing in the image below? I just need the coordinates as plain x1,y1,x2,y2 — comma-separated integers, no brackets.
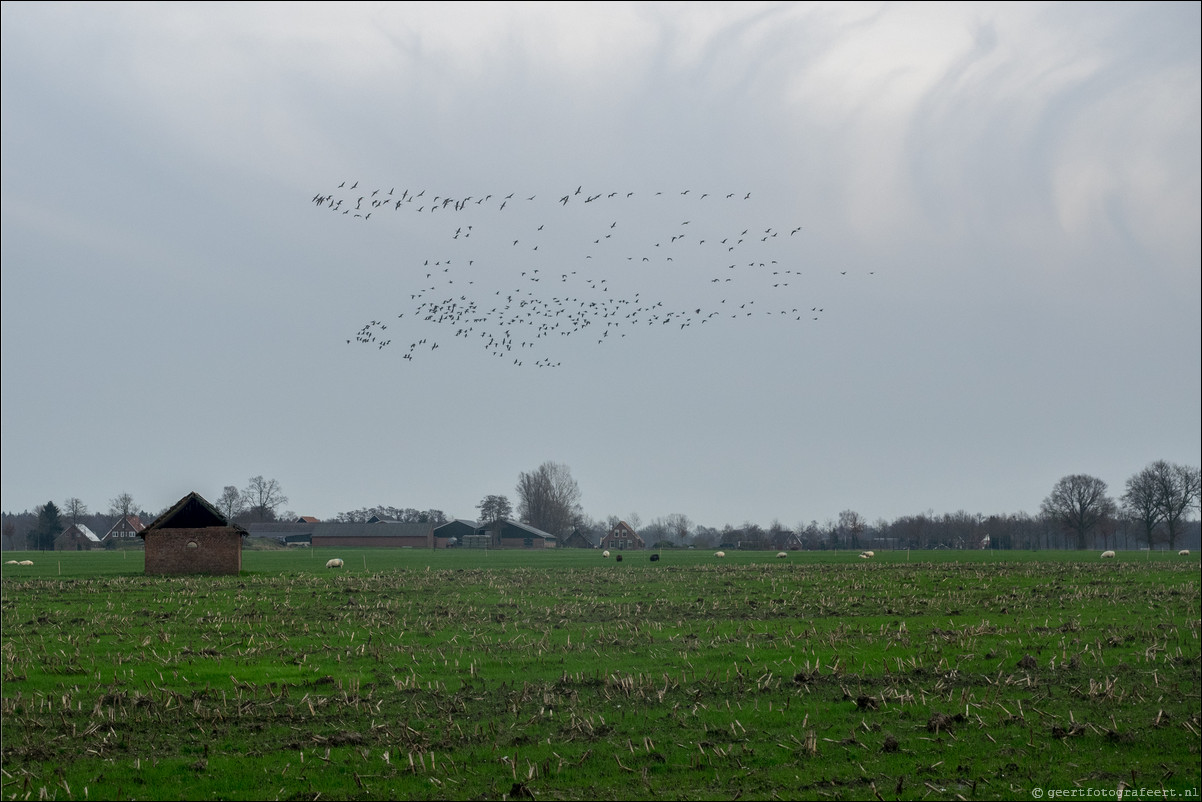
1179,549,1190,556
602,550,610,558
714,551,726,558
17,560,33,566
776,552,788,559
4,560,17,565
326,558,344,569
862,550,875,558
1101,550,1116,559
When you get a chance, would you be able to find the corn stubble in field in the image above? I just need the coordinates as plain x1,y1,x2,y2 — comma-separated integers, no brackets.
1,551,1199,800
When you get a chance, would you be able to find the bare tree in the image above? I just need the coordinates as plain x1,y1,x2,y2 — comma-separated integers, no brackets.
217,485,246,523
62,497,88,526
1153,462,1201,551
1040,474,1116,550
516,461,582,537
242,476,288,522
477,494,513,523
108,493,137,518
692,525,720,548
641,518,670,547
838,509,866,550
663,513,692,546
1123,464,1166,549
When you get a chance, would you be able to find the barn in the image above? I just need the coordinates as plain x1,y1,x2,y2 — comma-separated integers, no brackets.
433,519,479,548
474,518,558,549
140,491,246,575
310,521,434,548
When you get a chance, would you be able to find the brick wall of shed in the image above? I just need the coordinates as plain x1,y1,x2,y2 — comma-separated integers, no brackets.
144,528,242,575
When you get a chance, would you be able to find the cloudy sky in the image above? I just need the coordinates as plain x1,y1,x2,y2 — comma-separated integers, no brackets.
2,2,1198,531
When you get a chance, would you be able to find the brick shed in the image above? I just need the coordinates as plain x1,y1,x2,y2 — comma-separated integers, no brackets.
140,491,246,575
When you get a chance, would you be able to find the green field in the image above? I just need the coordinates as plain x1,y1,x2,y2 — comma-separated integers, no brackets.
2,549,1199,801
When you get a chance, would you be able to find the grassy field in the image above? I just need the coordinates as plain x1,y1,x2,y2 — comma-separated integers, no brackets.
1,548,1199,801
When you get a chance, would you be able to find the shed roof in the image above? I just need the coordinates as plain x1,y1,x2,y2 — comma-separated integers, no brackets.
143,492,247,534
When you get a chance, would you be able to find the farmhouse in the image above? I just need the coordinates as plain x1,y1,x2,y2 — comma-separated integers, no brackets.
599,521,644,551
140,491,246,575
55,523,102,551
103,514,145,545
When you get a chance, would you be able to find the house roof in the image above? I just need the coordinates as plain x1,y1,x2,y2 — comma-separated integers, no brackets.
296,516,320,523
60,524,101,542
434,518,479,532
143,492,247,534
563,529,596,547
606,521,643,541
103,514,145,538
489,518,558,541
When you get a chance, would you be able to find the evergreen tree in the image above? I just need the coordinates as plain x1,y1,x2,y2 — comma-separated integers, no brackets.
34,501,62,551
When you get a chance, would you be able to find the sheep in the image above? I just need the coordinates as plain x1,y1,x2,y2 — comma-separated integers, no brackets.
714,551,726,558
776,552,788,559
17,560,33,566
650,554,660,562
602,550,610,558
325,558,344,568
859,551,874,559
1101,550,1115,559
1179,549,1191,556
4,560,17,565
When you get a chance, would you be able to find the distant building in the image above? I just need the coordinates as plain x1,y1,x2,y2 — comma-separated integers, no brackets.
474,519,557,549
56,524,102,551
599,521,644,551
103,514,146,545
434,519,479,548
311,521,434,548
561,528,596,549
140,492,246,575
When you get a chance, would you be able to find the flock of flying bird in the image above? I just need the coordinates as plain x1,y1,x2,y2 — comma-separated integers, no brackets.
311,182,872,367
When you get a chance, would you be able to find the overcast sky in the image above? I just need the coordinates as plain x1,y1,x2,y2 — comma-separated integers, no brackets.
2,2,1199,531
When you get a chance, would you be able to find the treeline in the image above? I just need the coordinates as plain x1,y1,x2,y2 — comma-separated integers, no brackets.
3,463,1198,553
619,509,1200,552
329,506,448,524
